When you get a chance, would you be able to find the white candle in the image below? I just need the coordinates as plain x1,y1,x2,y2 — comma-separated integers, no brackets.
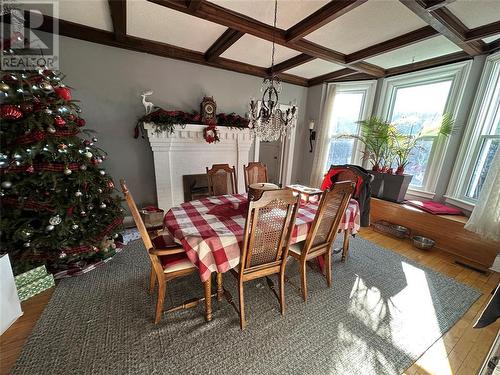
309,121,315,130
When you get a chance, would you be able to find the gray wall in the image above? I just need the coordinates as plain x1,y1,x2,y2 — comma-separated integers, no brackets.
57,36,308,206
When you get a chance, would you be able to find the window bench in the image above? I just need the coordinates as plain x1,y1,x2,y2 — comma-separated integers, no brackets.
370,198,499,271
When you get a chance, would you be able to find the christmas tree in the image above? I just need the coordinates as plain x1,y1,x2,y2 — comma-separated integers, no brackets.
0,48,124,275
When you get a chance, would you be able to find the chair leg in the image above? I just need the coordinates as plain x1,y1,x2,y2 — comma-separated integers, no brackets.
155,279,166,324
300,261,308,302
279,270,286,315
238,282,246,330
325,250,332,288
149,267,156,294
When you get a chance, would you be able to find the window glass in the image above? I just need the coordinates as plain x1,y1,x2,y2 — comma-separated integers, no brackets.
466,138,499,199
325,92,364,167
390,80,452,187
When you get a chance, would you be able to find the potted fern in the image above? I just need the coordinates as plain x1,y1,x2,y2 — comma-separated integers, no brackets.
337,114,454,202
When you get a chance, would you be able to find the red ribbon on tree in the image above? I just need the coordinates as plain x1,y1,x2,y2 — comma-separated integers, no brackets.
1,104,23,120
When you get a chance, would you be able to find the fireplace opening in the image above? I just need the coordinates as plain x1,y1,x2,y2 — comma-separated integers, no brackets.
183,174,210,202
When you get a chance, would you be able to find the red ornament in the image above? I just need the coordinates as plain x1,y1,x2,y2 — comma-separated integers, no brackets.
107,181,115,189
54,116,66,127
91,157,99,165
26,165,35,173
76,118,86,127
66,207,74,216
83,139,91,146
54,86,72,101
203,125,220,144
67,114,76,121
20,102,34,113
1,105,23,120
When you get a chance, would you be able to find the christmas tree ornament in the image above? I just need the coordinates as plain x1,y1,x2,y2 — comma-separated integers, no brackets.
108,181,115,189
98,188,103,193
54,116,66,127
39,81,53,92
83,140,91,146
75,190,82,197
24,242,31,247
54,86,72,101
99,170,105,176
79,165,87,171
84,151,93,158
44,108,53,115
45,224,55,231
46,126,56,134
20,102,34,113
21,229,33,239
49,215,62,225
59,252,67,259
0,82,10,92
99,203,107,209
63,167,72,175
1,181,12,188
1,104,23,120
80,211,86,217
26,165,34,173
88,204,94,210
76,118,86,127
92,137,98,142
58,143,68,150
67,114,76,121
71,224,79,230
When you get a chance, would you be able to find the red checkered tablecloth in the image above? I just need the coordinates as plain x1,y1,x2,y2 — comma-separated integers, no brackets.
164,194,360,282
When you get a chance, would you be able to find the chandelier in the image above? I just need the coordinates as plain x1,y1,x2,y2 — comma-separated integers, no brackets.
249,0,297,142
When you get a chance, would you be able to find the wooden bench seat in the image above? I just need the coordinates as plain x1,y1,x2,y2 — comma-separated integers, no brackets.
370,198,499,271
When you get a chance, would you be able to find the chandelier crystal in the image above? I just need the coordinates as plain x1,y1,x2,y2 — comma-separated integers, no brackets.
248,0,297,142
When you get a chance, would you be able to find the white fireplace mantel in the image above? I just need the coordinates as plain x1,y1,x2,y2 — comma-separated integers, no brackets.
144,123,254,210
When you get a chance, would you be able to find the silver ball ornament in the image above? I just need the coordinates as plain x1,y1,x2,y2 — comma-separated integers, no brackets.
49,215,62,225
99,170,105,176
44,108,53,115
1,181,12,189
80,165,87,171
92,137,98,142
99,203,107,209
0,82,10,92
24,242,31,247
75,190,83,197
59,252,67,259
71,224,79,230
98,188,103,193
40,81,53,92
46,224,55,231
63,168,72,175
80,211,86,216
84,151,93,158
47,126,56,134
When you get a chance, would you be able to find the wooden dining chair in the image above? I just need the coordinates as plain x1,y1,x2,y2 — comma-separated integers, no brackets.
288,181,355,302
231,189,299,329
206,164,237,196
243,162,268,192
120,179,206,324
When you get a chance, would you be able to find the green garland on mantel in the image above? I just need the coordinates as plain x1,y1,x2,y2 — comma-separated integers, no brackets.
135,109,249,138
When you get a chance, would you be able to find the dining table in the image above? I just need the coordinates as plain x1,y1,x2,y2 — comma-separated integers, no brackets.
163,193,360,321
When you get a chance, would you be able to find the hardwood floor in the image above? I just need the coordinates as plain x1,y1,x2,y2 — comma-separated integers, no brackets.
0,228,498,375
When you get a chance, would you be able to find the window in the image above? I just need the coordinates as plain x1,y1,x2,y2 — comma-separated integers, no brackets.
324,82,376,168
378,61,472,193
448,52,500,206
389,80,453,187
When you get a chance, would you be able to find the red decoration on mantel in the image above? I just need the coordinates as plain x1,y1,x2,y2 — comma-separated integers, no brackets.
203,125,220,144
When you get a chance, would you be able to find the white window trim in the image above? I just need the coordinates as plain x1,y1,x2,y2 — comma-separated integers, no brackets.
377,61,472,197
446,52,500,207
325,80,377,168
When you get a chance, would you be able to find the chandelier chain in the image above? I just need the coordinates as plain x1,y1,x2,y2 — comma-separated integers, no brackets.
270,0,277,76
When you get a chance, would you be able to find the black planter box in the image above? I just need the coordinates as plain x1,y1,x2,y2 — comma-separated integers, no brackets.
370,171,413,203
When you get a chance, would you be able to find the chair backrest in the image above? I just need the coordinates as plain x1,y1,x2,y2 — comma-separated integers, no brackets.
240,189,299,271
322,165,362,198
244,162,268,192
301,181,355,257
206,164,237,196
120,179,153,251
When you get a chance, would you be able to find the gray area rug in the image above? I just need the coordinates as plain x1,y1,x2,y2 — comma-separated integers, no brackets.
12,236,481,375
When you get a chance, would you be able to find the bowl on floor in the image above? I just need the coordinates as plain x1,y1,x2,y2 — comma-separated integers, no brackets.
412,236,435,250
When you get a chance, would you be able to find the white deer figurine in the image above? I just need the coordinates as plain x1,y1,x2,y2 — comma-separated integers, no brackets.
141,90,155,115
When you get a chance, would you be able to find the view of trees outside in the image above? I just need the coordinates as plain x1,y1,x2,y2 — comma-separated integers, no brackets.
325,92,364,168
390,80,452,187
466,136,499,200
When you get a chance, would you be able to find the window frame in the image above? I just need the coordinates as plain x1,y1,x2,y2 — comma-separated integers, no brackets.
377,61,472,195
324,80,377,169
446,52,500,208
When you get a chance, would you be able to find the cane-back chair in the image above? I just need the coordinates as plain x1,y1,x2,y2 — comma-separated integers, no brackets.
243,162,268,192
232,189,299,329
288,181,354,301
206,164,237,196
120,179,205,324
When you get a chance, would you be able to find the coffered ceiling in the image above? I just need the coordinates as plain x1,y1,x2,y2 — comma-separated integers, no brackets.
5,0,500,87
